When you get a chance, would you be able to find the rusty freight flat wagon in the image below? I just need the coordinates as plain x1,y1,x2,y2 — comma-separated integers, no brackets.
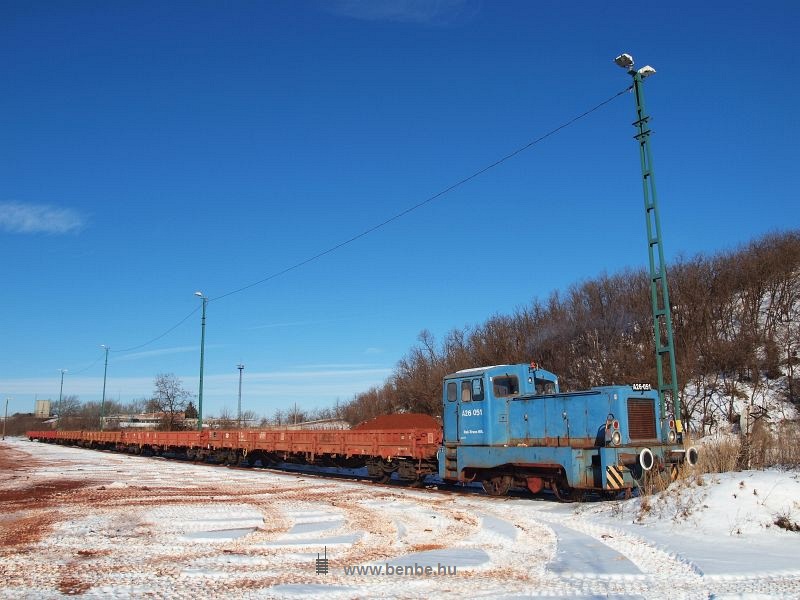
27,416,442,485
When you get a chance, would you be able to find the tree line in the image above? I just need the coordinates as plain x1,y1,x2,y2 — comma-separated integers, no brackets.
7,230,797,437
339,230,800,432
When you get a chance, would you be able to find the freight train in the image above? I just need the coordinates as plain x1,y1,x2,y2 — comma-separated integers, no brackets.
28,362,697,500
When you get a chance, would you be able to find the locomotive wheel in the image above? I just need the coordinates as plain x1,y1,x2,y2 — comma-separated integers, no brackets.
550,480,577,503
482,475,512,497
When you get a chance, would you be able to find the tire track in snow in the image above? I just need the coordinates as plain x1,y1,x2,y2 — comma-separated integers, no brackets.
412,495,703,598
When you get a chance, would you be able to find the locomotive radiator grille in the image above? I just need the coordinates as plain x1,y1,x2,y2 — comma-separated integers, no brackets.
627,398,657,440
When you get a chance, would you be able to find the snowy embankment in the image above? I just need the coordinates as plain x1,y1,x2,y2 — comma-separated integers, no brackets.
1,438,799,599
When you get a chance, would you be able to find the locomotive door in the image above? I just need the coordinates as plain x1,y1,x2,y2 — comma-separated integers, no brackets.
457,377,488,445
443,380,459,443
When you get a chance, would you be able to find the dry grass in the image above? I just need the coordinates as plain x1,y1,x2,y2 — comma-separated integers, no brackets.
768,421,800,467
634,470,707,524
696,437,742,474
774,513,800,532
690,420,800,475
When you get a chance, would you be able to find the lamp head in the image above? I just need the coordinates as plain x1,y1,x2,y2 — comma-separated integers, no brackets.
637,65,656,78
614,53,634,69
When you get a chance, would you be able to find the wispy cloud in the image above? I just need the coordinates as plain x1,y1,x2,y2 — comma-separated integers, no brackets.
1,363,393,418
325,0,481,26
114,346,199,362
283,363,380,370
200,366,393,403
0,201,86,234
248,318,348,330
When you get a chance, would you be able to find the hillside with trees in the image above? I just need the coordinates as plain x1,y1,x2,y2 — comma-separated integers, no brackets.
340,230,800,434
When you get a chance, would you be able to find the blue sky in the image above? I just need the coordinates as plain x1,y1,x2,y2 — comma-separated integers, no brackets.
2,1,798,420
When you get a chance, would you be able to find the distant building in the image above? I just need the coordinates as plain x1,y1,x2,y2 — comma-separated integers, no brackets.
34,400,51,418
103,412,166,429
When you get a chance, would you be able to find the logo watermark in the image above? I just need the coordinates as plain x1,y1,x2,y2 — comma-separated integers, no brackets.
315,547,329,575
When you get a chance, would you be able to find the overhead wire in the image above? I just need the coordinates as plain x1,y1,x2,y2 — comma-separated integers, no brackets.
58,307,200,376
210,85,633,303
94,85,632,354
62,351,105,375
111,306,201,353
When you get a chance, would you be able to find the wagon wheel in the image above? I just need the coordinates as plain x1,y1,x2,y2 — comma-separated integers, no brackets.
482,475,512,497
375,473,391,484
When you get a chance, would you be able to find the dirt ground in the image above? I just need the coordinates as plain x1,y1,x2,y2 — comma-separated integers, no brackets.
3,438,800,600
1,438,552,598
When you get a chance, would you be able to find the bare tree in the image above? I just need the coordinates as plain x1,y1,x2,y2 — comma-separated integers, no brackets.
216,407,235,429
287,405,306,425
57,395,82,428
151,373,194,431
241,409,257,427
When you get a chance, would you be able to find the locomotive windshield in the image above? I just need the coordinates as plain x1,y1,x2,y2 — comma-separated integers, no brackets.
534,377,556,395
460,378,484,402
492,376,519,397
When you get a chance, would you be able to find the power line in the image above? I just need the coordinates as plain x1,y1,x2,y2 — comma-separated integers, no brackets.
91,86,631,354
211,85,632,303
56,307,199,375
112,306,201,353
63,351,105,375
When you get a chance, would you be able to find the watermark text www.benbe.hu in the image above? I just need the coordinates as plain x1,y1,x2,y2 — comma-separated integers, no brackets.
342,563,458,577
315,546,458,577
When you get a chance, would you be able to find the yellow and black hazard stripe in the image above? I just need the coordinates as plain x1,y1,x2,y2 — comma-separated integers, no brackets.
606,465,626,490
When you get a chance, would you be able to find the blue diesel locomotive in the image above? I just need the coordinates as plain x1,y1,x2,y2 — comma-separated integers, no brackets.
438,362,697,498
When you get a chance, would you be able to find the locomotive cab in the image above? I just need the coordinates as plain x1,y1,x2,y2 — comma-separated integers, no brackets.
442,363,559,447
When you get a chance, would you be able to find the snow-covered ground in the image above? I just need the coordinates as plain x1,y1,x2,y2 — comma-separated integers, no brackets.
1,438,799,599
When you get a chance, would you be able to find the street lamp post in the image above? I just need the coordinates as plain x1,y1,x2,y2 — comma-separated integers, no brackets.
195,292,208,431
100,345,110,431
237,364,244,428
58,369,67,429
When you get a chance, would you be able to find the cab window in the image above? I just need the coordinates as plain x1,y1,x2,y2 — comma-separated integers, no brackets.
535,377,556,395
447,382,457,402
461,381,472,402
472,378,484,401
493,375,519,397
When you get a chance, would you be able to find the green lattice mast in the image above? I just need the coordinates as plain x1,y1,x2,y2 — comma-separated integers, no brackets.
615,53,681,431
